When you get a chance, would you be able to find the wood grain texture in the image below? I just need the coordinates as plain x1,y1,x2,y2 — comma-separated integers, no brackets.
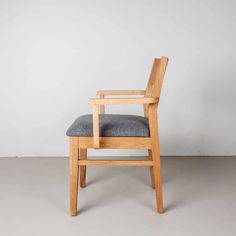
68,57,169,215
145,56,168,117
148,149,155,189
92,105,100,149
78,159,153,166
89,97,158,105
99,95,105,114
69,137,79,216
145,56,168,99
79,148,87,188
97,90,146,95
78,137,152,149
97,90,146,114
148,104,164,213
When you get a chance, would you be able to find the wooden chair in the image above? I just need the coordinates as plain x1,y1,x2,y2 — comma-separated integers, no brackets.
66,56,169,216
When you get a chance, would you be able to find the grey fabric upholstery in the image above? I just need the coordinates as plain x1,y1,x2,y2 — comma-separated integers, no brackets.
66,114,150,137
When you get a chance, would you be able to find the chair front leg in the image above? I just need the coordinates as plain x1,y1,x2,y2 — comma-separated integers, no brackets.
69,137,79,216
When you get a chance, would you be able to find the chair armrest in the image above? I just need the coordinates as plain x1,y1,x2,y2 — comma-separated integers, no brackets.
96,90,146,114
89,97,158,105
89,97,158,149
96,90,146,96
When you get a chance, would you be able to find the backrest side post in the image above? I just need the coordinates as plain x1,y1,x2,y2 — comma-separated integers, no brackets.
144,56,168,118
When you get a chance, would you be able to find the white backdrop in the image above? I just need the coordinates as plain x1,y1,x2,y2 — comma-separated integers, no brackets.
0,0,235,156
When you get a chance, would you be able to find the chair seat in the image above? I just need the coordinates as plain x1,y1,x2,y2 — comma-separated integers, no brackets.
66,114,150,137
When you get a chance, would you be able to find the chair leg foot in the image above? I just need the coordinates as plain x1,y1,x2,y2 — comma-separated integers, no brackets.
69,137,79,216
70,209,78,216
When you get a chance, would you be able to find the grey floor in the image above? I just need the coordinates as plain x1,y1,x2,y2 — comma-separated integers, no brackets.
0,156,236,236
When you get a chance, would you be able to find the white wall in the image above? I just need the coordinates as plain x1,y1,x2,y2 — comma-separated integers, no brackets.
0,0,235,157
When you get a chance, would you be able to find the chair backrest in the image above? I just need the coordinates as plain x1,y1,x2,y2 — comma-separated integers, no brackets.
144,57,168,117
145,56,168,98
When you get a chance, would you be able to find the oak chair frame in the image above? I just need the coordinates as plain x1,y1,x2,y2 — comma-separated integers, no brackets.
69,56,168,216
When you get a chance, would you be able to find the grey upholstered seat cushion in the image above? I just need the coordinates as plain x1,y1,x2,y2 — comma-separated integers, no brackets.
66,114,150,137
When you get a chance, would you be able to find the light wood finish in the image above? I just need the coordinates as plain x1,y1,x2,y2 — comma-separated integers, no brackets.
78,137,152,149
89,97,158,105
78,160,153,166
90,98,157,147
143,103,149,118
149,104,164,213
99,95,105,114
145,57,168,98
148,149,155,189
97,90,146,114
144,56,168,117
79,149,87,188
69,137,79,216
92,105,100,149
68,56,168,215
97,90,146,96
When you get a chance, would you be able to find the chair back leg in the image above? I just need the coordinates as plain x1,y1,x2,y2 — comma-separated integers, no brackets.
148,104,164,213
151,140,164,213
79,148,87,188
148,149,155,189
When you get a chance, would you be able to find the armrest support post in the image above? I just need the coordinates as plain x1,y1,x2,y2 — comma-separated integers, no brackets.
92,105,100,149
99,95,105,114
